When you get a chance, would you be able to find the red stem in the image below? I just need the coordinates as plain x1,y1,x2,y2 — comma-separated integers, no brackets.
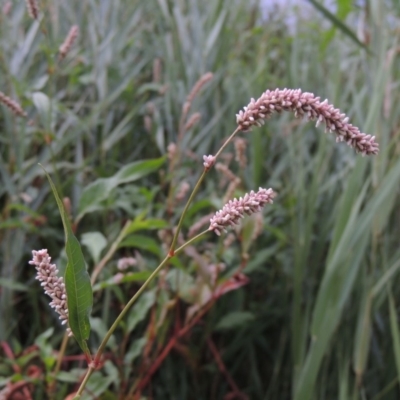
134,300,216,394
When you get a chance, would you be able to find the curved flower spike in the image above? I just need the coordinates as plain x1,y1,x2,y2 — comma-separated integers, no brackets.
236,88,379,155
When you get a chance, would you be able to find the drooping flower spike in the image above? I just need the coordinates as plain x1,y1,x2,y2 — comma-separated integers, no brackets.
236,88,379,155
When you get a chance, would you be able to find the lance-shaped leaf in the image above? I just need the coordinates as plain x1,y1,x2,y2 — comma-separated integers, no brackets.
42,167,93,358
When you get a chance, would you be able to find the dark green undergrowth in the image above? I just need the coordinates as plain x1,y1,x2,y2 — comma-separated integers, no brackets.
1,0,400,399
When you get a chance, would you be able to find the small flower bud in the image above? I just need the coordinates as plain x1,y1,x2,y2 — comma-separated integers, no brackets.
203,155,216,170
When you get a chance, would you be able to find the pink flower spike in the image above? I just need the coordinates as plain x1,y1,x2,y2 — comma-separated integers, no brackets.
209,188,276,235
236,88,379,155
0,92,27,118
25,0,38,19
29,249,72,336
59,25,79,60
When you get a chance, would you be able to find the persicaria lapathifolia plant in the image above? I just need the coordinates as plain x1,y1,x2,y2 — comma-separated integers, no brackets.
29,86,378,399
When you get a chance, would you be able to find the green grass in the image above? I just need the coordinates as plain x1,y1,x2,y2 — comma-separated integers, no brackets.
1,0,400,399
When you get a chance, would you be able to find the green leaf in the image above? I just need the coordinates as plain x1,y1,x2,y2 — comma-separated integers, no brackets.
81,232,107,264
166,269,196,303
92,271,151,292
65,236,93,353
295,155,400,399
388,290,400,385
114,157,165,183
124,337,147,364
42,166,92,357
34,328,56,371
215,311,255,331
371,257,400,299
79,367,115,399
32,91,50,118
306,0,369,52
126,291,155,333
31,91,53,129
352,292,372,383
320,0,353,50
56,368,86,383
77,157,165,221
124,216,168,235
243,245,280,274
119,234,162,256
90,317,116,350
0,278,28,292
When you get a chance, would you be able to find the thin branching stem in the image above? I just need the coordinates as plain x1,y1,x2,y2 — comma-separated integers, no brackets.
168,127,241,255
168,169,207,255
75,125,241,398
74,229,209,398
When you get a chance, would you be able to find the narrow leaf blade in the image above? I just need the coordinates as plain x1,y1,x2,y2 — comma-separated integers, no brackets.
65,235,93,351
388,290,400,384
306,0,369,52
42,166,92,356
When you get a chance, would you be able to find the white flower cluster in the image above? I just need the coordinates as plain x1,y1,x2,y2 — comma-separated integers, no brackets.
29,249,72,336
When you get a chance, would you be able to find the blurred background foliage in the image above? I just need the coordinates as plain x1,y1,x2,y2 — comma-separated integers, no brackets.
0,0,400,399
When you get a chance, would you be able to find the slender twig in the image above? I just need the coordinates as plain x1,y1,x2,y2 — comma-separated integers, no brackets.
131,299,217,397
214,127,241,159
168,127,241,255
168,169,207,255
207,338,248,399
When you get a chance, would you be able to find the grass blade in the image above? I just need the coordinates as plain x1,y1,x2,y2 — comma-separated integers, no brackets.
306,0,369,52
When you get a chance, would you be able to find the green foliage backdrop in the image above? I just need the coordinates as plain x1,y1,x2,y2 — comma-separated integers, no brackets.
0,0,400,399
